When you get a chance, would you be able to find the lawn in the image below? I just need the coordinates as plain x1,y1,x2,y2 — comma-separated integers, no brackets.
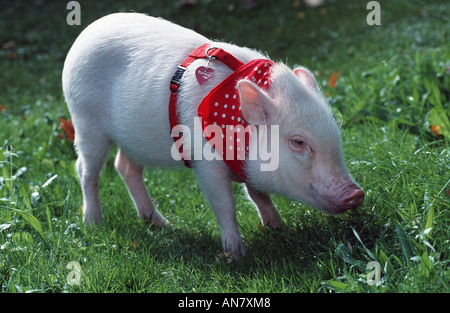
0,0,449,294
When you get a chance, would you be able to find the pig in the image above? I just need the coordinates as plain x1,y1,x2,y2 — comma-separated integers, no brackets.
62,13,364,258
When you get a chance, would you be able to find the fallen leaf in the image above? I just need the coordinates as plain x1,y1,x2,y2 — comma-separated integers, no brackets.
6,53,18,59
129,240,137,250
328,71,341,89
2,41,15,50
58,117,75,142
430,124,445,139
297,11,306,18
430,124,441,136
0,105,5,113
257,222,265,232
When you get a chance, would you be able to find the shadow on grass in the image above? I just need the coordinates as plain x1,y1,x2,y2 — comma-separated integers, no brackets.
93,205,380,267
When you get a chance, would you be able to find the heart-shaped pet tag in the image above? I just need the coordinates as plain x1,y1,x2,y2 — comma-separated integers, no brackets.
195,66,214,85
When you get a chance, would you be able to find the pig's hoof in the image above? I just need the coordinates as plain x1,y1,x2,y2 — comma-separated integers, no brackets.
161,219,173,228
141,210,172,228
263,217,282,229
223,235,246,259
82,209,103,226
258,221,282,233
259,207,283,229
146,216,172,228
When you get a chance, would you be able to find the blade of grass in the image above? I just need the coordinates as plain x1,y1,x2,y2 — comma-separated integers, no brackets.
10,208,45,242
351,227,377,261
395,222,416,263
336,243,365,271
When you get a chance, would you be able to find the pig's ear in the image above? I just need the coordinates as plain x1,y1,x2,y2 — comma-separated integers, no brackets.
237,80,277,125
294,67,318,92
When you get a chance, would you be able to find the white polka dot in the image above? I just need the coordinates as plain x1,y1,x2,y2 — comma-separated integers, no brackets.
214,112,218,116
237,138,240,142
221,124,225,129
232,105,235,109
258,70,261,74
229,136,233,140
239,106,242,110
225,94,229,99
224,104,227,109
246,146,249,151
213,122,217,125
231,116,235,120
254,67,258,71
237,128,241,132
237,117,241,122
215,102,219,106
222,114,226,118
221,134,225,138
233,95,237,99
230,126,233,130
229,146,233,150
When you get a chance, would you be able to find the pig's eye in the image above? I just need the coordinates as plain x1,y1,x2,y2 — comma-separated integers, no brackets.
288,137,310,153
292,139,305,147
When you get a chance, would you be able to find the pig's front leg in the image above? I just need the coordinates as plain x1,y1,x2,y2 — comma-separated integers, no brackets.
195,164,245,258
246,185,282,229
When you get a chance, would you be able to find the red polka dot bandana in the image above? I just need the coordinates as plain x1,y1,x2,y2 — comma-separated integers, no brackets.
197,59,275,180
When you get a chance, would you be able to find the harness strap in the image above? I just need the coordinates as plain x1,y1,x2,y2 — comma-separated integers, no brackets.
169,44,245,167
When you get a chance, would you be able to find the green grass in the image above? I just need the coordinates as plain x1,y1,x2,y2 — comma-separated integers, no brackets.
0,0,449,293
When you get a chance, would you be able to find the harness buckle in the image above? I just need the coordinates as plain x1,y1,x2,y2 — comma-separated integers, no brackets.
170,65,187,93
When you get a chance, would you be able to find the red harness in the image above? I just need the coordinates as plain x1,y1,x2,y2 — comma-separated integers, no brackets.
169,44,274,181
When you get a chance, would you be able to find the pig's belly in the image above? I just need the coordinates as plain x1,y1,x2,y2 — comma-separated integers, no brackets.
114,131,181,168
109,101,183,167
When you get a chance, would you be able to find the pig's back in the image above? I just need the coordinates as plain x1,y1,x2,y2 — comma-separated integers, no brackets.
62,13,266,167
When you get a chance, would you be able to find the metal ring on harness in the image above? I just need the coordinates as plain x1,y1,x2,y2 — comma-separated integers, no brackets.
205,46,219,60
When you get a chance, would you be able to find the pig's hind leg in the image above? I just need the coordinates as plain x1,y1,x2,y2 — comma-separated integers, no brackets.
75,133,112,226
114,149,168,227
246,185,282,229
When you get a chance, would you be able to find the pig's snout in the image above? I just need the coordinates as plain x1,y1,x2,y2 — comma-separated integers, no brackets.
310,183,365,214
337,187,365,212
